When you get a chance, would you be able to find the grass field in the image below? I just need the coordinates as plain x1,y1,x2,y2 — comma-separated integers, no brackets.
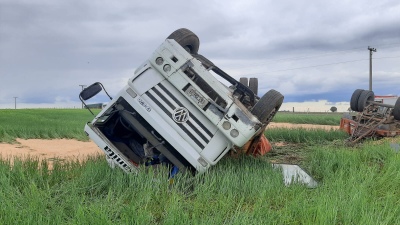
273,112,343,125
0,109,99,142
0,109,341,142
1,140,399,224
1,109,399,224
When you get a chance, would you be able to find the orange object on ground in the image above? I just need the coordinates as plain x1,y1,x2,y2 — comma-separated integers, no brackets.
242,135,272,157
233,134,272,157
250,135,272,156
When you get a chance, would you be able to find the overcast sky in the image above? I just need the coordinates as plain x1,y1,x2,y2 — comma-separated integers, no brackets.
1,0,399,110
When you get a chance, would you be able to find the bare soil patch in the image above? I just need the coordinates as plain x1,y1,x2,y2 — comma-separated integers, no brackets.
0,123,338,164
268,142,306,165
0,139,102,163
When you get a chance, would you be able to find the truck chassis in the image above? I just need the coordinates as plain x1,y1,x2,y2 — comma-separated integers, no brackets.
340,89,400,144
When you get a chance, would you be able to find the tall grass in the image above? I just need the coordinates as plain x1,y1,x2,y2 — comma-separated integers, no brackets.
304,142,400,224
1,140,399,224
1,103,398,223
265,128,348,143
0,109,98,142
273,112,343,125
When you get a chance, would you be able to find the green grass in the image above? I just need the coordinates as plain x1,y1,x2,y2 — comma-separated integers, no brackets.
273,112,343,125
1,109,399,224
1,140,399,224
265,128,348,143
0,109,98,142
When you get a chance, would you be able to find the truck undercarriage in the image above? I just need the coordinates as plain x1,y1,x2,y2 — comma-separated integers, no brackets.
340,89,400,144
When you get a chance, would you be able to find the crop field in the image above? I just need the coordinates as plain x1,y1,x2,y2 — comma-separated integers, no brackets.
0,109,340,142
0,109,99,142
273,112,343,125
1,109,399,224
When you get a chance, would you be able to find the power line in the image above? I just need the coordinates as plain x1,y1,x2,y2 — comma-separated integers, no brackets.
238,56,400,77
227,47,366,69
226,42,400,70
373,42,400,49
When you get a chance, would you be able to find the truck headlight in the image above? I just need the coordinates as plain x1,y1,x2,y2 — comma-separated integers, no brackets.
230,129,239,138
197,157,208,167
156,57,164,65
222,121,231,130
163,64,171,72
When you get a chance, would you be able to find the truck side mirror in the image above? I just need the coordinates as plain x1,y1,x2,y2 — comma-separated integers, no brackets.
79,82,112,115
80,82,103,101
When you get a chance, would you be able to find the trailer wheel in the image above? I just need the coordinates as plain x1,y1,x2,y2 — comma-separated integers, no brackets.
249,78,258,95
251,89,284,124
357,90,374,112
393,98,400,120
350,89,363,112
193,54,214,70
167,28,200,54
239,77,249,87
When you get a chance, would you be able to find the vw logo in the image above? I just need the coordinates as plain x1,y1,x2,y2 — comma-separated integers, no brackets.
172,107,189,123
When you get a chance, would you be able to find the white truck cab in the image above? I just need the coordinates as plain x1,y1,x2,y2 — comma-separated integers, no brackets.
80,29,283,175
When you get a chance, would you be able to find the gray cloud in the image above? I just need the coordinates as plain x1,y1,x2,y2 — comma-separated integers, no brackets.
1,0,400,108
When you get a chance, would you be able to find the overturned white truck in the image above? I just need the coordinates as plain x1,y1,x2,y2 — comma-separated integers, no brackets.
80,29,283,176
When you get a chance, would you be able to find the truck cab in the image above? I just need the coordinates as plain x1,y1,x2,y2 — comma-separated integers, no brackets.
80,29,283,175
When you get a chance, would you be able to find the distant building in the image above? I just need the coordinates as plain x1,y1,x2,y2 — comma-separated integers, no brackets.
375,95,398,105
85,103,107,109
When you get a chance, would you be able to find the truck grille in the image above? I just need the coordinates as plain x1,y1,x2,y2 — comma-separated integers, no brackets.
145,83,214,150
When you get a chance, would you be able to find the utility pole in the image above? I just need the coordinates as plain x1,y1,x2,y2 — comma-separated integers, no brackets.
79,85,86,109
13,97,18,109
368,46,377,91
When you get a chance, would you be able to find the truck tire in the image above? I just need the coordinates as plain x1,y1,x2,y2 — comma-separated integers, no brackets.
239,77,249,86
357,90,374,112
251,89,284,124
167,28,200,54
393,98,400,120
350,89,363,112
193,54,214,69
249,78,258,95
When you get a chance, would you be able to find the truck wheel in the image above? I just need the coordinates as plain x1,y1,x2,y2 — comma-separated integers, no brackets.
249,78,258,95
193,54,214,69
357,90,374,112
239,77,248,86
393,98,400,120
251,89,284,124
167,28,200,54
350,89,363,112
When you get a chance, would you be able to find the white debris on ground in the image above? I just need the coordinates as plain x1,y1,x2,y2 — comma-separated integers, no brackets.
390,143,400,152
272,164,318,188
